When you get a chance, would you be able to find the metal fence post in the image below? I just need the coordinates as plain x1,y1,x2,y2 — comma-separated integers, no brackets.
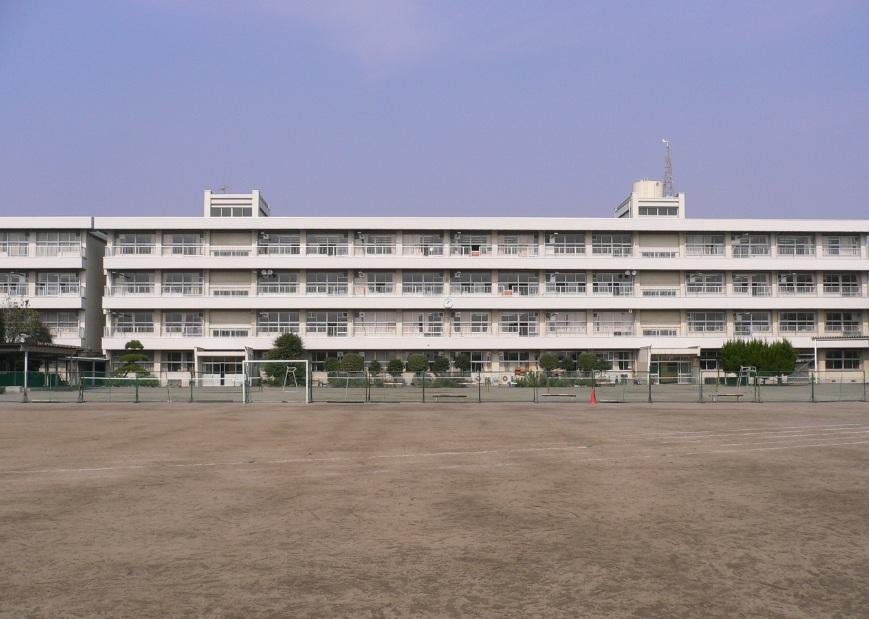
134,375,139,403
478,374,482,403
189,377,194,403
78,381,84,403
863,370,866,402
533,373,538,403
647,372,653,404
366,371,371,403
421,372,425,403
698,372,704,403
810,372,815,403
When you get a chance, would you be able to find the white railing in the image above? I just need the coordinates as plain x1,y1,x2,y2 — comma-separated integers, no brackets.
498,325,539,337
450,244,493,256
106,284,154,296
777,285,816,296
823,285,861,296
686,285,725,295
35,243,82,257
49,326,84,338
210,328,251,337
0,283,26,296
256,324,300,335
353,323,397,336
257,244,301,255
592,322,635,336
161,284,204,296
592,284,634,296
162,324,204,337
591,246,633,257
498,244,539,257
642,328,680,337
306,324,349,336
106,325,155,335
402,244,444,256
544,244,585,255
161,245,204,256
685,244,725,256
209,246,253,257
732,245,770,258
306,284,349,296
453,283,493,295
777,245,815,256
209,285,251,297
0,242,29,256
640,287,679,297
640,251,678,259
108,244,155,256
35,283,81,296
544,325,586,335
257,283,299,295
734,327,771,336
732,284,772,297
824,325,863,336
822,246,860,257
353,284,395,295
402,325,444,337
354,245,396,256
402,284,444,295
544,284,586,295
306,244,349,256
452,325,491,335
497,284,539,296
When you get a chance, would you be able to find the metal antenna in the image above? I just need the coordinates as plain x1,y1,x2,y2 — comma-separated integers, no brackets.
661,139,674,196
218,185,230,193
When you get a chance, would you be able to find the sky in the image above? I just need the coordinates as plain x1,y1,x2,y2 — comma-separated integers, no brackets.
0,0,867,219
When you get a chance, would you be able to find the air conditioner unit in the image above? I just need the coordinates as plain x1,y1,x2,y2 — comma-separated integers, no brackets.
356,312,365,319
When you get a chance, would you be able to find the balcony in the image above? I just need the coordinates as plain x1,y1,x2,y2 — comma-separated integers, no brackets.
544,244,585,256
208,245,253,257
210,327,251,337
0,242,29,257
256,325,301,336
498,244,539,257
777,245,815,257
306,284,349,296
402,284,444,296
402,244,444,256
162,324,204,337
732,284,772,297
732,245,771,258
822,246,860,257
257,244,301,256
106,284,155,296
592,322,635,336
0,283,27,296
825,325,863,336
777,285,816,296
544,284,586,295
353,323,397,336
823,285,861,297
402,324,444,337
161,284,204,296
497,284,538,296
642,327,680,337
106,325,155,336
161,245,204,256
35,243,82,257
592,284,635,297
306,244,349,256
545,324,586,335
35,283,81,296
640,250,679,259
353,244,396,256
685,244,725,256
453,283,493,295
353,283,395,295
450,245,492,257
107,245,155,256
591,247,633,257
686,285,725,296
640,287,679,297
257,283,299,295
306,324,349,337
209,285,250,297
49,326,84,339
498,325,539,337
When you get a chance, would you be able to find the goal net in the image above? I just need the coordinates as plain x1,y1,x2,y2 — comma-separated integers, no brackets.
242,359,310,404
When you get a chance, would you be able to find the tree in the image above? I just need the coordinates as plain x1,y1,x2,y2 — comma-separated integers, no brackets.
2,303,52,344
766,340,796,376
405,353,428,373
578,352,609,373
387,358,404,378
114,340,150,377
720,339,796,377
368,359,382,375
324,356,340,373
263,333,306,385
453,353,472,373
430,355,450,373
538,352,561,374
339,352,364,373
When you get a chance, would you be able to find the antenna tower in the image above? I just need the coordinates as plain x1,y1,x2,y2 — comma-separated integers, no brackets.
661,139,674,196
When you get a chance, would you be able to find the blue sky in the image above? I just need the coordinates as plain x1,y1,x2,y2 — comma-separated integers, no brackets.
1,0,867,218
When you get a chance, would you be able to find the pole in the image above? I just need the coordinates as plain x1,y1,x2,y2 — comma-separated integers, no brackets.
421,372,426,403
23,350,29,403
698,370,704,403
810,371,815,403
647,371,652,404
134,375,139,404
478,373,482,403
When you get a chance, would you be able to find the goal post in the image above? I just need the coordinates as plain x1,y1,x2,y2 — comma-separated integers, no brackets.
242,359,310,404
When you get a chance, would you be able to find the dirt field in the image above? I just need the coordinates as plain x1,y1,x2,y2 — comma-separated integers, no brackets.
1,402,868,618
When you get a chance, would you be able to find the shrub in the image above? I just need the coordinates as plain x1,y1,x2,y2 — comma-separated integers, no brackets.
405,353,428,373
368,360,382,375
430,355,450,373
387,358,404,378
538,352,561,373
324,356,340,373
454,353,471,373
339,352,364,373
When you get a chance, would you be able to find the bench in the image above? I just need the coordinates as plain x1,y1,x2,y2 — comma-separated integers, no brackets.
431,393,468,401
540,393,577,398
711,393,744,402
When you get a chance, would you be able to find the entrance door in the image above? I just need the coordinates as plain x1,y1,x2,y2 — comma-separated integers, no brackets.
199,357,244,386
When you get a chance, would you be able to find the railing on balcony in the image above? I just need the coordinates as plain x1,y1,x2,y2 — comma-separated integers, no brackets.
545,324,586,335
353,244,395,256
450,244,493,256
0,283,27,296
35,283,81,296
732,245,771,258
544,244,585,255
592,322,635,336
452,325,491,335
210,327,251,337
353,323,397,336
257,244,301,255
686,284,725,296
0,241,29,257
642,328,680,337
823,284,861,296
108,244,155,256
497,284,538,296
822,246,860,257
402,284,444,296
162,324,204,337
825,325,863,336
49,326,84,338
353,284,395,295
592,284,634,296
544,283,586,295
256,283,299,295
685,244,725,256
107,325,155,335
453,283,493,295
777,245,815,256
591,246,633,257
106,284,154,296
256,324,300,335
498,325,539,337
777,285,816,296
35,243,82,257
161,245,204,256
402,244,444,256
209,285,251,297
209,246,253,257
401,324,444,337
306,244,349,256
498,244,539,257
640,287,679,297
640,251,679,259
306,284,348,296
732,284,772,297
306,324,349,336
161,284,204,296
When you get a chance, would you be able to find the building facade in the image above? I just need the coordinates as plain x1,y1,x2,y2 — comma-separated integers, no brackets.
87,182,869,383
0,218,105,353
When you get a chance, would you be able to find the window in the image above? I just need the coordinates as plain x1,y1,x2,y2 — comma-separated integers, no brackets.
163,312,203,336
451,233,491,255
502,351,534,367
359,271,394,295
0,272,26,295
113,312,154,334
824,350,860,370
593,311,634,336
210,207,252,217
36,272,80,295
165,352,194,372
307,233,348,256
699,351,719,371
823,273,860,296
546,232,585,255
307,271,348,295
731,233,770,257
732,273,771,296
686,272,724,294
546,311,585,335
779,312,815,333
402,271,443,295
825,312,862,335
451,271,491,294
257,231,300,255
796,350,815,370
500,312,538,336
592,272,634,296
40,311,79,336
116,233,154,254
257,271,298,294
598,351,633,371
356,233,394,255
686,234,724,256
498,271,539,295
0,232,28,256
163,233,202,255
402,311,444,336
591,233,632,257
638,206,678,216
306,312,348,336
734,311,771,335
35,231,80,256
402,233,444,256
256,311,300,334
688,312,725,333
545,271,586,294
453,312,489,334
777,234,815,256
777,272,815,295
162,272,203,295
112,271,153,295
823,235,860,256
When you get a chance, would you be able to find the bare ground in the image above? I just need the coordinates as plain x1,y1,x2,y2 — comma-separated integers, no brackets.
1,401,868,618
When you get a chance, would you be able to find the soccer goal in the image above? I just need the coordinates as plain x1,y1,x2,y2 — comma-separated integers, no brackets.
242,359,310,404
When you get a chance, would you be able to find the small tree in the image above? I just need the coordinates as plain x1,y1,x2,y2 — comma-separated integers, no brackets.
430,355,450,373
538,352,561,374
368,359,382,375
114,340,150,377
387,358,404,378
339,352,364,373
324,356,340,373
406,353,428,374
454,352,472,373
263,333,306,385
764,339,797,378
578,352,610,387
2,303,52,344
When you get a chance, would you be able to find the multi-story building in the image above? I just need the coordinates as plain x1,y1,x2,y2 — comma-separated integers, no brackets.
90,182,869,383
0,218,105,353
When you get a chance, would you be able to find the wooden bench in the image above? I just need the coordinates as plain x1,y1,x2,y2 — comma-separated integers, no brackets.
711,393,744,402
540,393,577,398
431,393,468,401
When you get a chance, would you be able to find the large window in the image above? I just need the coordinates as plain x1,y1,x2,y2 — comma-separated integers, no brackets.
453,312,489,334
545,311,585,335
598,351,633,371
355,233,395,255
451,271,491,295
777,272,815,295
591,233,632,257
163,312,203,336
823,235,860,257
686,234,724,256
777,234,815,256
686,272,724,295
0,272,26,295
40,311,79,336
256,311,300,335
402,311,443,336
732,273,771,296
163,233,202,255
450,233,491,256
500,312,538,336
825,312,862,335
165,351,195,373
115,233,154,255
824,350,861,370
358,271,394,295
402,271,444,295
545,232,584,255
592,272,634,296
307,233,348,256
112,272,153,295
257,271,298,295
593,311,634,336
734,311,771,335
545,271,586,295
306,271,348,295
113,312,154,334
258,231,300,255
823,273,860,296
402,233,443,256
35,231,80,256
0,232,28,256
498,272,539,296
687,312,725,333
306,312,348,336
210,207,252,217
36,272,80,296
731,233,770,258
638,206,678,216
779,312,816,333
162,272,203,295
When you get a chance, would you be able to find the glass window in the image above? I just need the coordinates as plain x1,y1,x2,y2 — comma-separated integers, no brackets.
498,271,539,295
686,234,725,256
36,272,80,295
777,234,815,256
688,312,725,333
113,311,154,333
305,312,348,336
402,271,444,295
451,271,491,294
402,311,444,336
116,233,154,254
686,272,724,294
592,272,634,295
163,312,203,336
823,273,860,295
256,311,300,334
257,231,300,255
591,233,632,257
734,311,771,335
307,233,348,256
732,273,771,296
0,271,26,295
638,206,678,216
453,312,489,334
500,312,538,336
257,270,298,294
162,272,203,295
545,232,585,255
824,350,860,370
731,233,770,257
545,271,586,294
306,271,348,295
165,351,195,373
825,312,862,335
779,312,815,333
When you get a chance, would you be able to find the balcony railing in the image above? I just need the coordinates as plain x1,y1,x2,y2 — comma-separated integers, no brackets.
256,324,300,335
402,324,444,337
686,284,725,295
0,283,27,296
732,245,771,258
640,287,679,297
353,284,395,295
353,323,397,336
306,284,349,296
209,246,253,257
777,245,815,256
544,244,585,255
108,244,155,256
402,244,444,256
450,245,492,256
591,246,633,257
544,284,586,295
210,328,251,337
453,283,492,295
209,285,251,297
161,245,204,256
35,283,81,296
453,325,491,335
732,284,772,297
822,246,860,257
306,324,349,336
777,285,816,296
354,244,396,256
592,284,634,296
106,284,154,296
256,283,299,295
498,325,539,337
825,325,863,336
685,244,725,256
640,251,679,259
306,244,349,256
106,325,155,335
402,284,444,296
642,327,680,337
734,326,771,336
49,326,84,338
257,244,301,255
161,284,204,296
545,325,586,335
497,284,538,296
498,244,539,257
0,242,29,257
35,243,82,257
823,285,861,296
592,322,635,336
162,324,204,337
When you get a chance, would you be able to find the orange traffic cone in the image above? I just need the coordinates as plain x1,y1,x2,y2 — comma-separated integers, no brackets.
589,387,598,405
